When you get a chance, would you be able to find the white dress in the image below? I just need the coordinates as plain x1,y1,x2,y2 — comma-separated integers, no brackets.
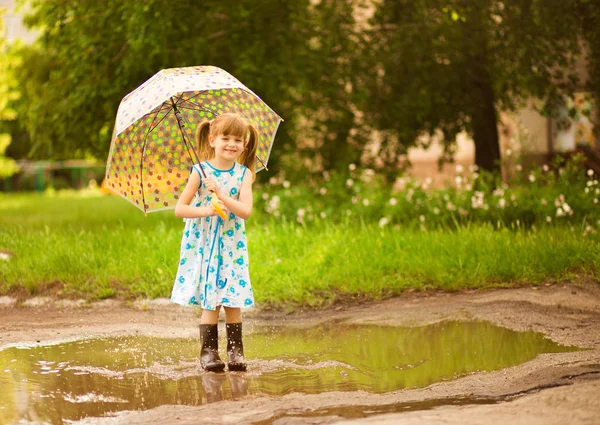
170,161,254,310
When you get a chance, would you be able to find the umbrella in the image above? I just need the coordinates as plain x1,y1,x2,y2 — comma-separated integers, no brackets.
104,65,282,213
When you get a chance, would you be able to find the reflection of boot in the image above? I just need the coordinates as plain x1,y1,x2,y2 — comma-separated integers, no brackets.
199,324,225,372
202,372,226,403
229,373,249,399
226,323,247,371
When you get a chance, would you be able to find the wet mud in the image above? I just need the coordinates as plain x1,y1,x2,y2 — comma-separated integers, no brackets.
1,281,599,425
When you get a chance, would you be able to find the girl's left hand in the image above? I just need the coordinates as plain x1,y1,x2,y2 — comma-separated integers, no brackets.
204,178,221,197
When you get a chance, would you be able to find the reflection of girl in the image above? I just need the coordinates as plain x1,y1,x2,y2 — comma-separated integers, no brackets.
171,113,257,372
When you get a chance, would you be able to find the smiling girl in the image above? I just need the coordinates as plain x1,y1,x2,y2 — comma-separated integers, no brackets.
171,113,258,373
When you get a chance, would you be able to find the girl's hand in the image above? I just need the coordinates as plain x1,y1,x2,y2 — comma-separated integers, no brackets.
206,199,226,217
204,178,221,197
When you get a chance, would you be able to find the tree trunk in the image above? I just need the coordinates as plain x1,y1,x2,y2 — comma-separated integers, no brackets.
471,67,501,173
463,1,502,174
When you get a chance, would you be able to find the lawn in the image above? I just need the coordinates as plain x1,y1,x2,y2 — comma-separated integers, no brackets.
1,190,598,308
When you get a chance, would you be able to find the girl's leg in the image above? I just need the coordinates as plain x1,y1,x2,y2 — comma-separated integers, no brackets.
201,306,221,324
223,307,246,371
223,306,241,324
199,306,224,372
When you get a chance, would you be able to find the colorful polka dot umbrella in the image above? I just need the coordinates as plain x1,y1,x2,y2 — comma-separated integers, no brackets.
104,65,283,213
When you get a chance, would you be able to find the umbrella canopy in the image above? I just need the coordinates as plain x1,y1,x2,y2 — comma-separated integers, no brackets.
104,65,282,213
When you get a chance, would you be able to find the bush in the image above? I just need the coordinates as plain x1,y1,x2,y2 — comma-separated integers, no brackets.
253,154,599,234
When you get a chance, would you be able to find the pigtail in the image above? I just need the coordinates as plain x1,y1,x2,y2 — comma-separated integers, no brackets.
240,124,258,181
196,120,213,161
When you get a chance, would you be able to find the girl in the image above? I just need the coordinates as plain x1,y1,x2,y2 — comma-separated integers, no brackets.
171,113,258,373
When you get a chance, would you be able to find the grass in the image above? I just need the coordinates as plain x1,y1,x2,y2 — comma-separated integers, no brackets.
1,191,599,308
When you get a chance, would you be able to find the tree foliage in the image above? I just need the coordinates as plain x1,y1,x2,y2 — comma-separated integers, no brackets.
361,0,588,174
2,0,599,177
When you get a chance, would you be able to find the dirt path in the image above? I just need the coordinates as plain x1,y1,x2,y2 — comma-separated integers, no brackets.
1,282,600,425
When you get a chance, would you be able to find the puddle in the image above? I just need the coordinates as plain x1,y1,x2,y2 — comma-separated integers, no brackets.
0,321,579,424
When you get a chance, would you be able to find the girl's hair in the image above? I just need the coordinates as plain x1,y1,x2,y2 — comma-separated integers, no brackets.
196,113,258,179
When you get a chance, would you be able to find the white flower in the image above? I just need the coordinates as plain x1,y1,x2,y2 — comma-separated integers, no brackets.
498,198,506,209
556,207,565,217
346,179,354,188
349,163,357,171
562,202,571,213
516,164,523,171
541,198,547,206
472,172,479,180
362,198,370,206
419,215,426,222
351,196,358,204
265,195,280,213
455,176,463,186
455,164,464,173
425,177,433,185
320,212,327,218
528,174,535,183
594,198,598,204
319,187,327,195
433,207,440,215
262,193,269,200
269,177,278,185
546,216,552,223
585,188,590,194
389,197,398,206
505,149,513,156
588,169,594,177
543,164,549,172
283,180,290,188
297,208,305,217
465,184,473,191
378,217,390,228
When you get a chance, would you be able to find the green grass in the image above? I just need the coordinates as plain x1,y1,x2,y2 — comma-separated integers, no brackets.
1,191,599,308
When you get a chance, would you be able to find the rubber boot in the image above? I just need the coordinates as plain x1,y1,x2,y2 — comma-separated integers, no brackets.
199,324,225,372
226,323,247,371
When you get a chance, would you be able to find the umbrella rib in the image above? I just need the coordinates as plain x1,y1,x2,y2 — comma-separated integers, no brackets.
139,104,171,121
179,90,210,105
147,107,174,135
178,98,217,117
174,101,203,167
139,107,172,211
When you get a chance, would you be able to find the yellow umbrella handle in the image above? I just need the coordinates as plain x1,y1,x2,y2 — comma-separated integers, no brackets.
210,193,227,220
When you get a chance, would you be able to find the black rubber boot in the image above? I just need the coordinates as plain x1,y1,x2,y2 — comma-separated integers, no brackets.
199,324,225,373
226,323,247,371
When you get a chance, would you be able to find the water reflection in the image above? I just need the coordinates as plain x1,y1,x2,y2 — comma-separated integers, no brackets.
0,321,579,424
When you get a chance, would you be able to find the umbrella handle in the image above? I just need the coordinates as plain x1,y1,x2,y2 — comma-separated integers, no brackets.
210,192,227,220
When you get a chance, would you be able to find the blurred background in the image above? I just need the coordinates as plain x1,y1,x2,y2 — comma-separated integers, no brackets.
2,0,600,304
1,0,599,192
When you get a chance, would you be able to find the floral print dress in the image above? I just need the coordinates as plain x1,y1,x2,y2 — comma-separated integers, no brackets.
171,161,254,310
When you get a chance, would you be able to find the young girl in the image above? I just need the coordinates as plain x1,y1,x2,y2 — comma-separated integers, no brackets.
171,113,258,373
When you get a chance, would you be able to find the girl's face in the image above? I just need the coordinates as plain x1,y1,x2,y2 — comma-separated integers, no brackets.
210,133,245,161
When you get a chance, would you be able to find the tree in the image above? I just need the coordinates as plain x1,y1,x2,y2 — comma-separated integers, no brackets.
362,0,585,174
4,0,363,179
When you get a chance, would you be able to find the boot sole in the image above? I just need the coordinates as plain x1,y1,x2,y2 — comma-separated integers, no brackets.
228,363,247,372
204,363,226,373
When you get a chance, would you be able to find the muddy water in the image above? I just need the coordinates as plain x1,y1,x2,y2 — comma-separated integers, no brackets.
0,321,579,424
